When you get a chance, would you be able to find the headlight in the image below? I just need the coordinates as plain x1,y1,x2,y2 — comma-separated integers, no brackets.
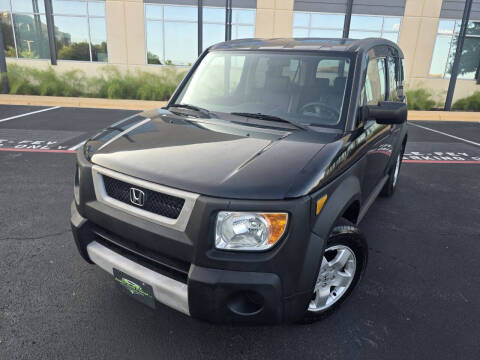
74,165,80,205
215,212,288,251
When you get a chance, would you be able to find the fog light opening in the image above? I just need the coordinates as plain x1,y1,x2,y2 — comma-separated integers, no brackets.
227,291,264,316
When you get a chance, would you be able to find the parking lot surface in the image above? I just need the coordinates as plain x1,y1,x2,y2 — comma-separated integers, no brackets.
0,105,479,359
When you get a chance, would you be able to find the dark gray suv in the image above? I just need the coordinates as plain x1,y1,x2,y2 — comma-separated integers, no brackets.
71,38,408,324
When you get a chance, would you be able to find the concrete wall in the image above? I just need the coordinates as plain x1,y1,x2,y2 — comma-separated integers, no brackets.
5,0,480,102
255,0,295,38
5,58,188,76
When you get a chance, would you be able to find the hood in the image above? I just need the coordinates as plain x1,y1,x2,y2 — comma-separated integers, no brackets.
85,109,340,200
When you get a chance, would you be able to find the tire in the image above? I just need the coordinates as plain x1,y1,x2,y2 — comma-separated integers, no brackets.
301,218,368,324
380,147,404,197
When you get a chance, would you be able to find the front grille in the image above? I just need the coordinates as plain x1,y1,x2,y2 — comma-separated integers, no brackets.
102,175,185,219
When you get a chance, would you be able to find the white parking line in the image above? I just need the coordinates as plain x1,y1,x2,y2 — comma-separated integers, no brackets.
0,106,60,124
69,140,86,151
409,122,480,147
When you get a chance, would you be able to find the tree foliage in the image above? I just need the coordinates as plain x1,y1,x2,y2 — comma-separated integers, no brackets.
449,22,480,78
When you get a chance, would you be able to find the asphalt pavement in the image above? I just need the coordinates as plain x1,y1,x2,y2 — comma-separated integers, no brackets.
0,105,479,359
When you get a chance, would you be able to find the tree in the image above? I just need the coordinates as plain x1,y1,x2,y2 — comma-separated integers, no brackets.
57,42,90,61
1,14,15,56
147,52,162,65
448,22,480,79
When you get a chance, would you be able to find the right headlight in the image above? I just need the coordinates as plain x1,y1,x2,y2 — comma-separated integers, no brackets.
215,212,288,251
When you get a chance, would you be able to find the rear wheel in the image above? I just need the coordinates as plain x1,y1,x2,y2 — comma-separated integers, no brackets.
302,219,367,323
381,148,403,197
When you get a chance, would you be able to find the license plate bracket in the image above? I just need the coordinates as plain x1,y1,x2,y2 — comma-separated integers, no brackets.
113,268,156,309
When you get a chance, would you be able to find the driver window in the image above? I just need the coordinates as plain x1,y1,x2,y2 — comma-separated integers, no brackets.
364,57,387,105
388,57,400,101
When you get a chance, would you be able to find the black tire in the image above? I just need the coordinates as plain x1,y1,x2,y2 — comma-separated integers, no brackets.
301,218,368,324
380,147,404,197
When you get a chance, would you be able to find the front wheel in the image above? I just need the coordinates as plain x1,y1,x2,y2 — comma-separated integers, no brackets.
301,219,367,323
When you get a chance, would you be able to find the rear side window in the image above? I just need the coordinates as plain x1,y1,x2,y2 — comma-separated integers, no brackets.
364,57,387,105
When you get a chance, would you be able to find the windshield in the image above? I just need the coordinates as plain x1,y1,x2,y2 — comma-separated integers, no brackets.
174,51,352,128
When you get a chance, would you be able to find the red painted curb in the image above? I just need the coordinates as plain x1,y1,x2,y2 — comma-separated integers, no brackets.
403,159,480,164
1,147,479,164
0,147,76,154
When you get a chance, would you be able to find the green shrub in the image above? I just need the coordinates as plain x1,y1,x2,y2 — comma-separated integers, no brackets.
6,64,86,97
406,88,437,110
453,91,480,111
4,64,185,101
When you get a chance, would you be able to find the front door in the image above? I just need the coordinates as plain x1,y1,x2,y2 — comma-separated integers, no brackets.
360,56,394,201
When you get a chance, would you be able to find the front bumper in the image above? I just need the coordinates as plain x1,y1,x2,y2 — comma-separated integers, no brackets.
71,202,320,324
72,204,288,324
87,241,190,315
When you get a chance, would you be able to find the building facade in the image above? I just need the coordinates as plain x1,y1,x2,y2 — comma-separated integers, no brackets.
1,0,480,102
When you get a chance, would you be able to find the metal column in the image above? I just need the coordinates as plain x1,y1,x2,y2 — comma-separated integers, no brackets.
343,0,354,38
444,0,473,110
225,0,232,41
0,20,9,93
476,57,480,84
198,0,203,55
44,0,57,65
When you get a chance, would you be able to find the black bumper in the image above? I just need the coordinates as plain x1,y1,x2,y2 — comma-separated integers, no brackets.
71,201,323,324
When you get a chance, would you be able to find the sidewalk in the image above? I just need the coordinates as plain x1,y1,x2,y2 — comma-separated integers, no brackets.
0,94,167,111
1,94,479,122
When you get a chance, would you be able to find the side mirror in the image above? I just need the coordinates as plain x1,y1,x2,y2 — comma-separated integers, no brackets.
362,101,407,125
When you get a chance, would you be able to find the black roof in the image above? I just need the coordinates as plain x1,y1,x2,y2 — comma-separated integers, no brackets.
210,37,404,57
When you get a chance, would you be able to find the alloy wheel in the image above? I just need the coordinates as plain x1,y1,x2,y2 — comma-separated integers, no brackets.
308,245,357,312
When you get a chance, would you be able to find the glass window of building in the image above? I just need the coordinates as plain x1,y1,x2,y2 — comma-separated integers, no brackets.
429,19,480,80
1,0,50,59
52,0,107,62
145,3,255,66
203,7,255,50
145,4,197,66
292,12,344,38
293,12,401,43
350,15,401,42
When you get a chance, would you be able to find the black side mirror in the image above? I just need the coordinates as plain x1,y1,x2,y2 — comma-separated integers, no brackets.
362,101,407,125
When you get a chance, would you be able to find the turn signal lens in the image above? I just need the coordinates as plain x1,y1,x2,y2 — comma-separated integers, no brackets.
215,212,288,251
316,195,328,215
260,213,288,245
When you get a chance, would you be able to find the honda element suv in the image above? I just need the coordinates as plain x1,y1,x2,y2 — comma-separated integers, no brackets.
71,38,408,324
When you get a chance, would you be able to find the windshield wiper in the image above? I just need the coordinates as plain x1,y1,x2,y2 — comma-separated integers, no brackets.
230,112,309,131
167,103,211,118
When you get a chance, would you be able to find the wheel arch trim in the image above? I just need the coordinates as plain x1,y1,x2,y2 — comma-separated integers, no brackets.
311,175,362,240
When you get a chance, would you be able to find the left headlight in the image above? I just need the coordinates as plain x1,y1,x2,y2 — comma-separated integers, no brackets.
215,212,288,251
